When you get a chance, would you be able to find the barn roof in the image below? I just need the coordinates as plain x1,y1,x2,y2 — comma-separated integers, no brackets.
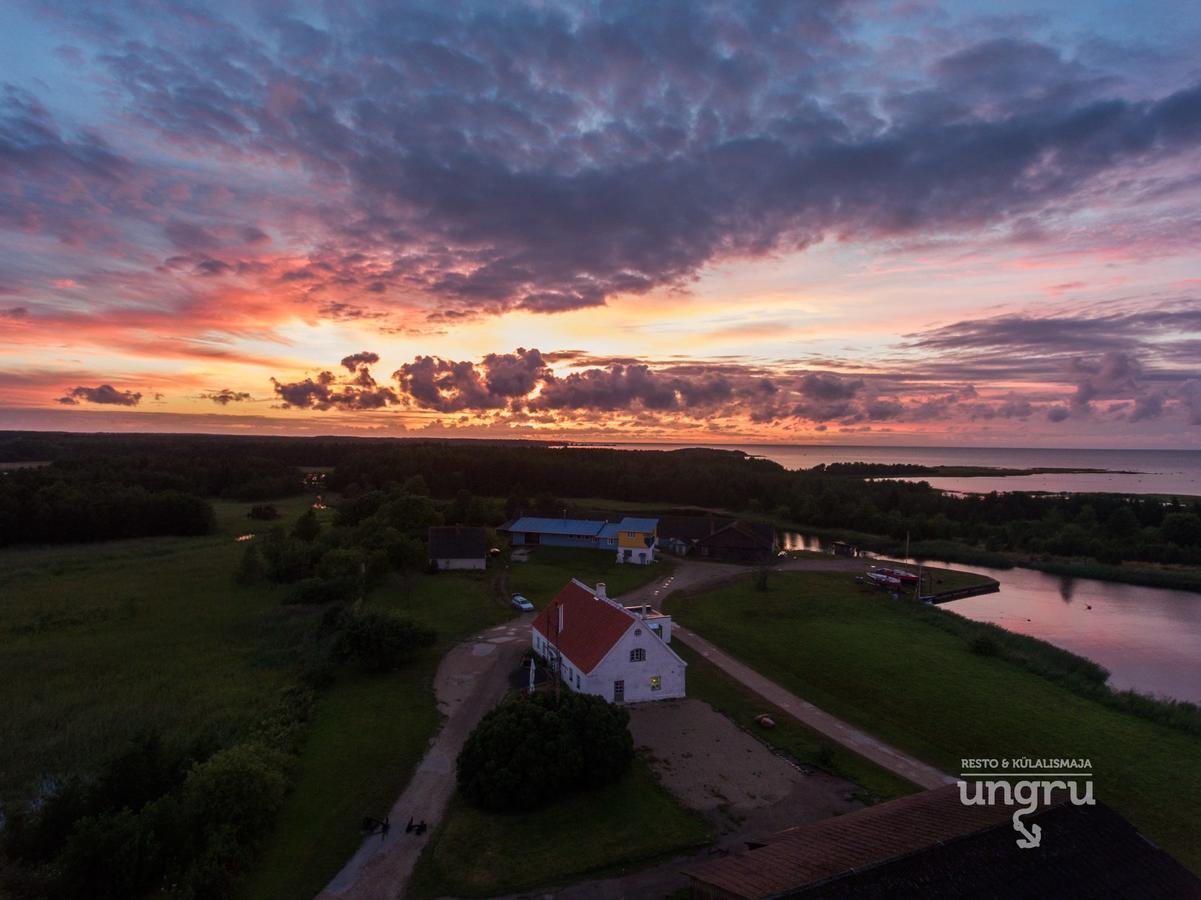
694,520,776,550
683,784,1201,899
503,516,606,536
428,525,487,560
532,580,634,674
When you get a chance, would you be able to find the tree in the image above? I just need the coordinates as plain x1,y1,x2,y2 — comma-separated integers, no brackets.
1161,512,1201,547
292,508,321,542
336,610,436,672
234,542,264,585
456,692,633,812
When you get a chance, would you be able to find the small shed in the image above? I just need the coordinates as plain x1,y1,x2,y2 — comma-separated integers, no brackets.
428,525,487,570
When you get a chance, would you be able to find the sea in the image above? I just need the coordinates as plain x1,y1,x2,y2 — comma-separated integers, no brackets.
580,444,1201,497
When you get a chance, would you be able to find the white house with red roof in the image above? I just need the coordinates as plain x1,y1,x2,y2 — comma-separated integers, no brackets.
531,579,686,703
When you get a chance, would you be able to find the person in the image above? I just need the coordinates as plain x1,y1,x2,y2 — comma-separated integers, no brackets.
380,816,391,840
405,816,414,833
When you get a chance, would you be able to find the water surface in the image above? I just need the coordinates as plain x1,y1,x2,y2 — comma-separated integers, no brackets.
781,532,1201,704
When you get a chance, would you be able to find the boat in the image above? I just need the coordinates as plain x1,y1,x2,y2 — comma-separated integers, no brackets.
871,565,919,585
865,571,903,589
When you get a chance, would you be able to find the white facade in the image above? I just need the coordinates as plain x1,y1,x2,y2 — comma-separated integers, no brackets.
532,584,685,704
432,556,485,570
585,622,686,702
615,545,654,565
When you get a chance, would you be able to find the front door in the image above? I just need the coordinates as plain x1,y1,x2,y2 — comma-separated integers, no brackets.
613,680,624,703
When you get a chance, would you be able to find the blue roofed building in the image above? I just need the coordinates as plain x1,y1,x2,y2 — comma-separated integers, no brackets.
504,515,659,564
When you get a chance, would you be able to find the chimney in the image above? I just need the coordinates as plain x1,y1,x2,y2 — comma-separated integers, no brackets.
596,582,607,600
558,603,564,632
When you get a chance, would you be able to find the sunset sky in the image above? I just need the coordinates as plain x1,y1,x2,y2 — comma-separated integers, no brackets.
2,0,1200,447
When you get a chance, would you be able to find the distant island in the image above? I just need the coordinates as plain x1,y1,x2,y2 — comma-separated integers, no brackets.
814,462,1138,479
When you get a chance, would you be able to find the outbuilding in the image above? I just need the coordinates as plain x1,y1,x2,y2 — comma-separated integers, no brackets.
427,525,487,570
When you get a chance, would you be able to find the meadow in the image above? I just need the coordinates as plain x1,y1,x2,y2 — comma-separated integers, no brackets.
0,495,322,810
665,572,1201,871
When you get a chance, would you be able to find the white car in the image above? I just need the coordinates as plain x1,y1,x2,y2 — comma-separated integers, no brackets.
510,594,534,612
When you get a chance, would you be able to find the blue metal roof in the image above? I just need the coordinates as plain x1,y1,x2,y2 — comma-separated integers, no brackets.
618,517,659,532
597,523,622,538
506,516,606,536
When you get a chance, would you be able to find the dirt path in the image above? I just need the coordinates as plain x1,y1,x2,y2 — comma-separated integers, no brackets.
318,616,532,900
622,559,955,791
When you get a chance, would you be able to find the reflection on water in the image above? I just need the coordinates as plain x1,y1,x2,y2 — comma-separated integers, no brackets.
780,532,1201,704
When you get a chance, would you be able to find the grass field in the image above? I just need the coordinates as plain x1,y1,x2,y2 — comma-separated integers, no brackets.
506,546,675,607
665,572,1201,871
242,568,512,900
408,758,712,898
0,494,323,808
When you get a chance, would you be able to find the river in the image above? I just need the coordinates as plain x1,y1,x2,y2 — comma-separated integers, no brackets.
781,532,1201,705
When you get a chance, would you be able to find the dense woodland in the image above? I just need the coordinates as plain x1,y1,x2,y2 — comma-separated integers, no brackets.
2,432,1200,568
0,448,299,546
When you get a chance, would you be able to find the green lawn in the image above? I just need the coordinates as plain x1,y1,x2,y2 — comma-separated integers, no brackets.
665,572,1201,872
408,758,712,898
674,644,918,804
506,546,675,608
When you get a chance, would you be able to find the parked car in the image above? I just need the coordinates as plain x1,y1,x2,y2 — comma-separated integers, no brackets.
510,594,534,612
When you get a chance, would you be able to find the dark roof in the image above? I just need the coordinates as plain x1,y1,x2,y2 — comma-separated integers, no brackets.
694,520,776,551
657,514,735,541
427,525,487,560
683,785,1201,899
532,580,634,674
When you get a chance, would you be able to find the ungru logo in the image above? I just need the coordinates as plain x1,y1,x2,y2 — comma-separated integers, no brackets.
958,779,1095,848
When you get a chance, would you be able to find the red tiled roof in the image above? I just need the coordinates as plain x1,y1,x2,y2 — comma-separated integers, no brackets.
681,785,1018,898
685,785,1201,898
532,580,634,674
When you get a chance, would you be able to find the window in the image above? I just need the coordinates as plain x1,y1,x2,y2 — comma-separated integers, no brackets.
650,675,662,691
630,648,646,662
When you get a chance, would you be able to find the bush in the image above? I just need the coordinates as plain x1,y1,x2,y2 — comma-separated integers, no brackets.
248,504,280,521
336,610,436,673
969,634,999,656
456,692,633,813
284,576,358,605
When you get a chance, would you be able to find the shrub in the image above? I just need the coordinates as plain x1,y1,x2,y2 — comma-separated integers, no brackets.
248,504,280,520
284,576,358,605
456,692,633,813
969,634,998,656
336,610,436,673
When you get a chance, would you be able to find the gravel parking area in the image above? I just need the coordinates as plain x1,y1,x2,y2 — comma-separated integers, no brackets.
627,698,861,838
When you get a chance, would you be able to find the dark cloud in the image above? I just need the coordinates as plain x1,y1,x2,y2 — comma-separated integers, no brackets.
58,384,142,406
1047,406,1071,422
340,351,381,371
201,388,252,405
271,369,398,411
0,306,28,319
1068,351,1141,410
10,6,1198,317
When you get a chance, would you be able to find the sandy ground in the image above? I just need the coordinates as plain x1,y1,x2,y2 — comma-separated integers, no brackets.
628,698,860,838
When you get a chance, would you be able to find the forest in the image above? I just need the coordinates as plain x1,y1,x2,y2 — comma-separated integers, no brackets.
2,432,1199,569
